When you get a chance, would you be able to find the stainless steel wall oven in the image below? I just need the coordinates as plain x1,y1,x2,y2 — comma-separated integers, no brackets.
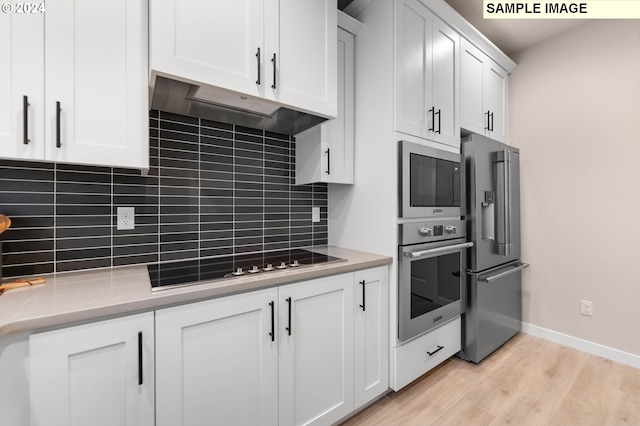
397,219,472,341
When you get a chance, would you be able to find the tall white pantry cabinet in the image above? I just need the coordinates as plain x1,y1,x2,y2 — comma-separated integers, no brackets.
0,0,149,170
329,0,517,391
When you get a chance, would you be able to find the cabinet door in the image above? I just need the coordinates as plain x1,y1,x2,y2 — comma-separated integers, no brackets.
271,0,337,118
30,313,155,426
295,26,354,185
460,39,487,136
156,289,278,426
324,27,354,183
150,0,264,99
484,60,508,143
461,39,509,142
279,273,354,426
394,0,431,139
430,16,460,148
45,0,148,169
354,267,389,409
0,10,44,160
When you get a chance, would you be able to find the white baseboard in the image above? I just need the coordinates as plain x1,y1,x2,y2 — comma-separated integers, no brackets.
522,322,640,370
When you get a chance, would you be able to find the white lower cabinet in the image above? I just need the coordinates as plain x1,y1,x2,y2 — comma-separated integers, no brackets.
29,312,155,426
392,316,461,391
279,273,355,426
354,267,389,409
26,267,388,426
156,287,279,426
156,269,379,426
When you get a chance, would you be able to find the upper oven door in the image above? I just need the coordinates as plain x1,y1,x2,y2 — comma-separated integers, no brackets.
398,238,472,342
399,140,462,218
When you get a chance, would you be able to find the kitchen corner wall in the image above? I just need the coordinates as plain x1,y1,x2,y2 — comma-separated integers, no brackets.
0,110,328,278
509,20,640,356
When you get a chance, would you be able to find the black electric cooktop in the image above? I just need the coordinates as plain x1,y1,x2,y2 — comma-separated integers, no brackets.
148,249,346,290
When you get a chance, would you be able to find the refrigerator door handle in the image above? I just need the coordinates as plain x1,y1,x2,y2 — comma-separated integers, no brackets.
494,150,512,256
470,262,529,283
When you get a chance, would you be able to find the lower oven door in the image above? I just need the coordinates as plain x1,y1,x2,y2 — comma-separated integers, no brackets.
398,239,473,342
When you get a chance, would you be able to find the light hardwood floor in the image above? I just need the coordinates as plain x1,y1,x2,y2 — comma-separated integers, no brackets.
342,333,640,425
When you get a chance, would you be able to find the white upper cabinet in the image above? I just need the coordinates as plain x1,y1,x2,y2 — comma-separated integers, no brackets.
0,10,44,160
151,0,337,118
0,1,148,170
46,0,149,169
150,0,265,99
461,38,508,142
296,13,360,185
394,0,460,148
273,0,337,116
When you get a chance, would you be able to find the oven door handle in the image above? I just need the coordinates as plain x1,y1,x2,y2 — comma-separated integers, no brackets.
403,242,474,259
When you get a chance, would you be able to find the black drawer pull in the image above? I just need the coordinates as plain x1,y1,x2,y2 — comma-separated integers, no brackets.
285,297,292,335
255,47,261,85
138,331,143,385
268,301,275,342
271,53,277,89
325,148,330,175
428,107,435,132
427,345,444,356
359,280,366,311
56,101,62,148
23,96,30,145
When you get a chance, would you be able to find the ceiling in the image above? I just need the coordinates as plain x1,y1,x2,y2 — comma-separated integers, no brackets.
339,0,589,55
442,0,588,54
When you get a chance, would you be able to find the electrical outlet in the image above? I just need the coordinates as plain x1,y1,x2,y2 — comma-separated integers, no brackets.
117,207,135,230
312,206,320,223
580,300,593,317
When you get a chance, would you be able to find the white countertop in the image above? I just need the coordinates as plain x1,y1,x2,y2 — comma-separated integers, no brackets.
0,246,392,339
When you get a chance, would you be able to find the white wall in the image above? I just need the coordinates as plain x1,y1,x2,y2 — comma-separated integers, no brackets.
509,20,640,356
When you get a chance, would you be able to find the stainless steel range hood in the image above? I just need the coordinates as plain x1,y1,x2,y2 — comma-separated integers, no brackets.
150,74,328,135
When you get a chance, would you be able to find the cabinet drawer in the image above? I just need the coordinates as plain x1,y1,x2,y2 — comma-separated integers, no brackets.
393,316,461,390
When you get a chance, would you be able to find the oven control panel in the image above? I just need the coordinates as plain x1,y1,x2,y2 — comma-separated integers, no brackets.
399,218,466,246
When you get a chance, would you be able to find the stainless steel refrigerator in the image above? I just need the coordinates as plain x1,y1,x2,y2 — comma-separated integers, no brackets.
460,133,529,363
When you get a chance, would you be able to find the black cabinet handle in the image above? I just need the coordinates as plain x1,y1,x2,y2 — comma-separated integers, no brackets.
268,301,275,342
490,112,494,132
485,110,491,131
271,53,277,89
23,96,30,145
359,280,366,311
56,101,62,148
435,109,441,134
138,331,143,385
285,297,292,335
428,107,435,132
325,148,330,175
255,48,261,85
427,345,444,356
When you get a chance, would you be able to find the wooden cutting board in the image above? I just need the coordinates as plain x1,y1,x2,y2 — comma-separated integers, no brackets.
0,277,45,295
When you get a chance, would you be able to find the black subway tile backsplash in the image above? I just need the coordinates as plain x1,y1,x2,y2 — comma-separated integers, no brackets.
0,110,328,278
